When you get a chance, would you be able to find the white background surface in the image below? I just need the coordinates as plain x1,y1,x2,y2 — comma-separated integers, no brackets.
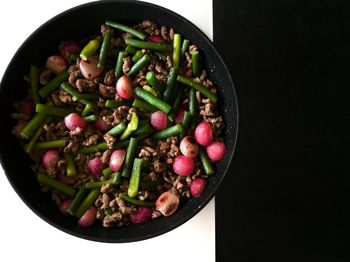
0,1,215,261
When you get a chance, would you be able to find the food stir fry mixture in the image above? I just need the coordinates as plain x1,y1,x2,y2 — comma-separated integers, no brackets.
11,20,226,228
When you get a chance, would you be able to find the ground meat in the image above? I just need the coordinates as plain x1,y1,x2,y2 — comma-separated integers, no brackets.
161,25,168,40
169,28,175,41
138,190,150,201
39,69,53,85
136,20,159,36
189,44,198,53
115,197,134,215
104,69,115,86
101,193,111,209
103,133,116,149
127,107,137,121
101,149,112,164
152,210,162,219
207,116,224,137
103,212,123,228
99,84,115,99
101,184,114,194
68,65,80,87
200,102,216,117
101,24,113,33
64,139,80,153
76,79,97,92
11,120,27,139
153,159,166,173
83,134,100,146
122,57,131,74
113,105,129,124
58,90,72,104
111,37,122,48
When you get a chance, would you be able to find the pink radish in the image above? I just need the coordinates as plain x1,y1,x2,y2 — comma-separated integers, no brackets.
45,55,67,75
175,106,186,124
18,100,34,115
41,149,59,169
179,136,199,158
156,191,179,217
57,173,76,185
94,118,111,131
150,111,168,130
147,36,165,43
64,113,87,131
130,207,152,224
79,55,102,80
190,178,207,197
60,41,80,61
116,75,133,100
172,155,195,176
78,206,97,227
183,68,193,78
59,199,72,214
88,157,105,177
109,149,126,172
206,141,226,161
194,121,213,146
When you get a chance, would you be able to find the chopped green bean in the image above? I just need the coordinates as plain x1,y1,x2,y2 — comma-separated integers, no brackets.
83,115,98,122
189,88,198,128
128,158,143,197
132,50,144,63
112,171,122,184
103,167,113,177
172,34,181,68
98,31,112,68
168,86,184,122
191,51,201,76
64,153,77,176
134,87,171,113
199,147,215,175
133,121,151,136
36,103,73,117
21,113,47,139
80,36,102,61
68,53,78,63
85,180,113,189
181,111,192,130
132,98,158,112
143,85,159,97
125,45,138,55
76,141,108,155
119,193,155,207
105,20,146,40
37,173,76,197
113,139,130,149
30,65,40,104
25,116,51,153
60,82,90,105
122,137,138,178
67,186,89,215
34,139,67,150
105,100,127,109
180,39,190,65
39,70,69,98
163,67,178,103
120,112,138,140
125,38,171,52
115,51,127,79
127,54,151,77
75,188,100,218
106,122,127,137
104,208,113,216
177,75,217,103
81,103,95,117
141,179,162,191
146,71,164,93
72,93,99,102
152,124,184,140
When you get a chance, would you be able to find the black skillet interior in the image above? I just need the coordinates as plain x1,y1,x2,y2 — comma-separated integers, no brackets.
0,0,238,242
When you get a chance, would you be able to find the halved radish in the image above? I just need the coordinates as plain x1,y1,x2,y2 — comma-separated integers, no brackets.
59,199,72,214
179,136,199,158
64,113,87,131
190,178,207,197
88,157,105,177
57,172,76,185
94,118,111,131
41,149,59,169
45,55,67,75
109,149,126,172
147,36,165,43
78,206,97,227
116,75,133,100
130,206,152,224
172,155,195,176
156,191,179,217
79,55,102,80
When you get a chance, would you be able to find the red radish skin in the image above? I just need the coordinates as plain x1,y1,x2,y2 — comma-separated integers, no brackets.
41,149,59,169
57,173,76,185
156,192,180,217
109,149,126,172
79,56,102,80
64,113,87,131
88,157,105,177
45,55,67,75
18,100,34,115
206,141,226,161
147,36,165,43
116,75,133,100
130,207,152,224
190,178,207,197
179,136,199,158
78,206,97,227
173,155,195,176
150,111,168,130
175,106,186,124
60,41,80,61
183,68,193,78
59,199,73,214
194,121,213,146
94,118,111,131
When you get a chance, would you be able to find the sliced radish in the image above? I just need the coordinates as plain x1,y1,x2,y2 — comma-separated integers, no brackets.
150,111,168,130
79,55,102,80
194,121,213,146
109,149,126,172
147,36,165,43
179,136,199,158
116,75,133,100
64,113,87,131
59,199,73,214
130,206,152,224
190,178,207,197
175,106,186,124
88,157,105,177
78,206,97,227
57,172,76,185
45,55,67,75
173,155,195,176
94,118,111,131
156,191,179,217
60,41,80,61
206,141,226,161
41,149,59,169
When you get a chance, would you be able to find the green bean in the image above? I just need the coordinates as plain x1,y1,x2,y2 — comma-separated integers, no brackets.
135,130,153,142
141,179,162,191
125,38,171,52
181,111,192,130
64,153,77,176
168,86,184,122
72,93,99,102
152,124,184,140
97,31,112,68
67,186,89,215
76,141,108,155
177,75,217,103
163,67,178,103
154,51,167,62
85,180,113,189
127,54,151,77
120,112,138,140
199,147,215,175
30,65,40,104
75,188,100,218
122,137,138,178
105,20,146,40
134,87,171,113
191,51,201,76
105,100,127,109
180,39,190,65
119,193,155,207
81,103,95,117
133,121,151,137
60,82,89,105
25,116,51,153
125,45,138,55
21,113,47,139
189,88,197,117
128,158,143,197
104,208,113,216
132,50,144,63
143,85,159,97
113,139,130,149
34,139,67,150
115,51,127,79
106,122,127,137
103,167,113,177
172,34,181,68
39,70,69,98
112,171,122,184
80,36,103,61
132,98,158,112
37,173,76,197
68,53,78,63
36,103,73,117
146,71,164,93
83,115,98,122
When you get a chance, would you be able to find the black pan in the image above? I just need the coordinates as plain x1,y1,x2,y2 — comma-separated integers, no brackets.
0,0,238,242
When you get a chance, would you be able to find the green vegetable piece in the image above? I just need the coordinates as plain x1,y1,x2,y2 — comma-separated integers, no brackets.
128,158,144,197
120,112,138,140
119,193,155,207
105,20,146,40
132,98,158,112
106,122,127,137
121,137,138,178
75,188,100,218
112,171,122,184
191,51,201,76
177,75,217,103
103,167,113,177
115,51,127,79
163,67,178,103
67,186,89,215
199,147,215,175
35,103,73,117
125,38,171,52
83,115,98,122
34,139,67,150
125,45,138,55
80,36,102,61
98,31,112,68
39,70,69,98
21,113,47,139
37,173,76,197
152,124,184,140
127,54,151,77
25,116,51,152
64,153,77,176
134,87,171,113
180,39,190,65
85,180,113,189
172,34,181,69
146,71,164,93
